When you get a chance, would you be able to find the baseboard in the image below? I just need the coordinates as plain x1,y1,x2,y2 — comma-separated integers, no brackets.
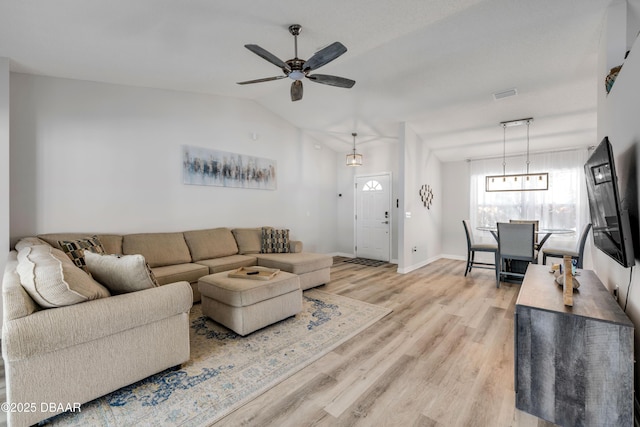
331,252,354,258
397,255,441,274
440,254,466,261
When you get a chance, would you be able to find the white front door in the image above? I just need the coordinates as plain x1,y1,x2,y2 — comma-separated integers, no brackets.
355,173,391,261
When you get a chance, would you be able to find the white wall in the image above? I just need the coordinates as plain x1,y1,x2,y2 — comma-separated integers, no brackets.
9,74,338,252
0,58,10,329
441,160,470,259
398,123,442,273
596,0,640,396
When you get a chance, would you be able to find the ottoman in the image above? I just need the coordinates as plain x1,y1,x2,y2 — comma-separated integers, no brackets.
198,269,302,336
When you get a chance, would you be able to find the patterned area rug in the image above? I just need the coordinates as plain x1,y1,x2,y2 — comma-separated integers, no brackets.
43,289,391,426
343,257,388,267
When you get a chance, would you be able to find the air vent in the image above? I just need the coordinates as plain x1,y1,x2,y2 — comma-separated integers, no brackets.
493,88,518,100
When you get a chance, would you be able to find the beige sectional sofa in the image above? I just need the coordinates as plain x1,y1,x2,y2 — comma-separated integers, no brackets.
2,226,331,426
36,227,331,302
2,250,193,427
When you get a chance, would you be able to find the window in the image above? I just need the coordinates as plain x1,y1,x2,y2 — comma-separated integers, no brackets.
362,180,382,191
470,149,590,244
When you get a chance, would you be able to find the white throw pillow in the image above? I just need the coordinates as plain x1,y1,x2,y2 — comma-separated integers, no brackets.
14,236,49,251
16,245,111,308
84,251,159,294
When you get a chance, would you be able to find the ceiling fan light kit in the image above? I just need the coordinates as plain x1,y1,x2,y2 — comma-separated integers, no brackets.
485,118,549,192
237,24,355,102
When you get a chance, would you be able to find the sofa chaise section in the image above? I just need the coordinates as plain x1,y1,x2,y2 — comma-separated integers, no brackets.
255,252,332,290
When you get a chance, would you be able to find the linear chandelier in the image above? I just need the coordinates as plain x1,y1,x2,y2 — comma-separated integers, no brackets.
485,118,549,192
346,132,362,166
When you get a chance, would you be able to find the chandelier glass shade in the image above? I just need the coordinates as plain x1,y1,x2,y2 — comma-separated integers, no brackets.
485,118,549,192
346,132,362,166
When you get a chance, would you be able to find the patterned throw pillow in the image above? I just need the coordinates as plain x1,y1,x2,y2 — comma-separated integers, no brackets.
261,227,290,254
58,235,106,272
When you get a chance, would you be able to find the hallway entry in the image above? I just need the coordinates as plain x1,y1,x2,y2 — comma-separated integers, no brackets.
355,173,391,261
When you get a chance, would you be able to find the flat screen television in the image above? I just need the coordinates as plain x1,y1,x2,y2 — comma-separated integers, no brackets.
584,137,635,267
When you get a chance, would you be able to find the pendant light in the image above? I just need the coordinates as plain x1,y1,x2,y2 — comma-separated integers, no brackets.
346,132,362,166
485,118,548,192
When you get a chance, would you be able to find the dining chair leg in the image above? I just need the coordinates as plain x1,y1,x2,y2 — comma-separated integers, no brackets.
465,251,471,276
495,254,501,288
542,253,547,265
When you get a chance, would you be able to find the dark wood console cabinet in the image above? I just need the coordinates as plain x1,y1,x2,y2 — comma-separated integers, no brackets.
515,264,634,426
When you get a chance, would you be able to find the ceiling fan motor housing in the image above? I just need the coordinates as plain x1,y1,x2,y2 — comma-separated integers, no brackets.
286,59,306,80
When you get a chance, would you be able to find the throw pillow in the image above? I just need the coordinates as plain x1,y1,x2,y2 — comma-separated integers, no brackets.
84,251,159,294
14,237,49,251
58,235,106,272
16,245,110,308
261,227,290,254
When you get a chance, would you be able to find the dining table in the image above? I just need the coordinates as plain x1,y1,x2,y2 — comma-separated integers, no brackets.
476,226,575,251
477,225,575,281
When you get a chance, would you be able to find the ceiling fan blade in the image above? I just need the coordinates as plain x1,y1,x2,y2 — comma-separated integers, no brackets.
291,80,303,101
306,74,356,88
303,42,347,72
237,75,287,85
244,44,291,71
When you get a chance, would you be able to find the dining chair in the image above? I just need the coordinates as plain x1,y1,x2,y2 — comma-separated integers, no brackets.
542,223,592,269
497,222,536,287
509,219,540,247
462,220,498,277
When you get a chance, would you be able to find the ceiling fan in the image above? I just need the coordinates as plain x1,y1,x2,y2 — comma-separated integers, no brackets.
237,24,355,102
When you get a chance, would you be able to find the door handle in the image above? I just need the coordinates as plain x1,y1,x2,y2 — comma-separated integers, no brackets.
382,221,389,224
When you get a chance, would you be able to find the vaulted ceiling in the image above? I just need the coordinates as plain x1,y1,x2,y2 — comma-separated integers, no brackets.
0,0,614,161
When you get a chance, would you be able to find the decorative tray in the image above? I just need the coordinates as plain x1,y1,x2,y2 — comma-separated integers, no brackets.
228,266,280,281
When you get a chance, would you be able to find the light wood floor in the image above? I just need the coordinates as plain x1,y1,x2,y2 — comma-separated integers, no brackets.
0,258,556,427
216,257,555,427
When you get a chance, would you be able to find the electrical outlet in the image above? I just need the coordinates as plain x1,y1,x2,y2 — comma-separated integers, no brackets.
613,286,619,301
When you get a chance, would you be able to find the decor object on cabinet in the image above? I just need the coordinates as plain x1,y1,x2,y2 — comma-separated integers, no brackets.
346,132,362,166
419,184,434,208
182,145,277,190
485,118,548,192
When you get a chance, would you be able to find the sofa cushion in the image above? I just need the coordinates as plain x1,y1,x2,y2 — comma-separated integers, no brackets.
84,251,159,294
58,235,106,272
94,234,124,255
195,254,257,274
151,263,209,286
183,228,239,262
122,233,192,268
37,233,123,255
255,252,333,275
16,245,110,308
232,228,263,254
261,227,290,254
